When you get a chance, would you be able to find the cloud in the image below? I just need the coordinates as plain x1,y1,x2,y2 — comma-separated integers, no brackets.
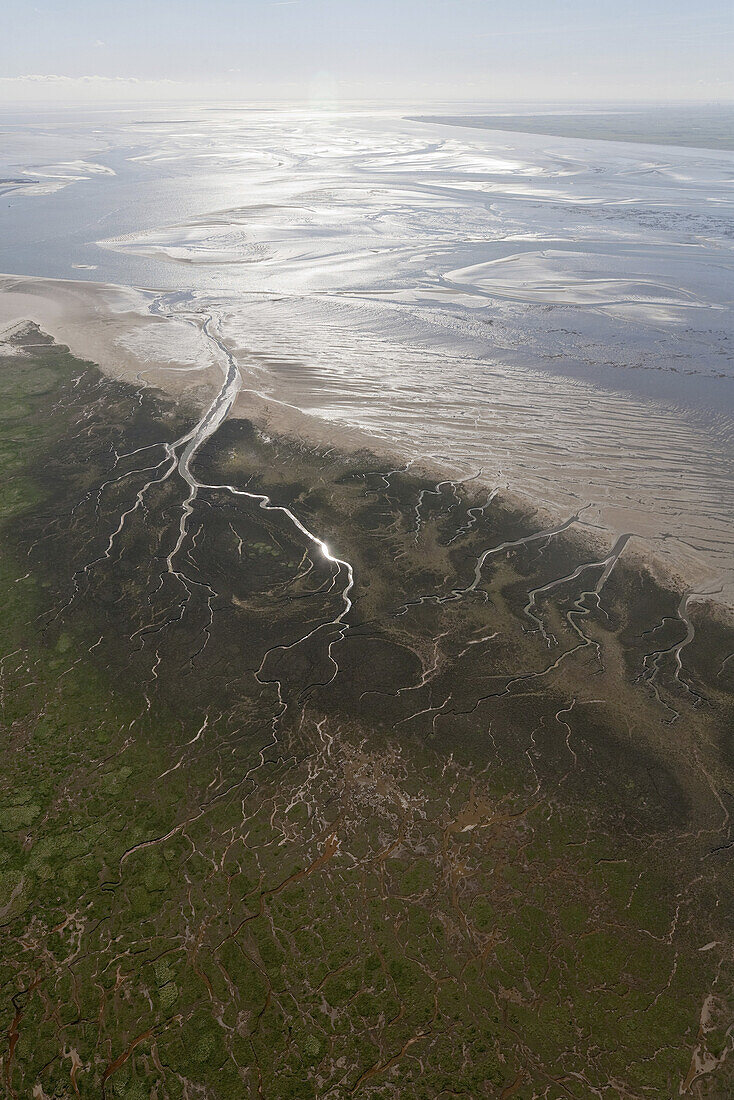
0,74,190,103
0,74,181,85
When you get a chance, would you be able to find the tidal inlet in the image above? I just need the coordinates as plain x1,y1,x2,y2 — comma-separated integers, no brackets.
1,6,734,1098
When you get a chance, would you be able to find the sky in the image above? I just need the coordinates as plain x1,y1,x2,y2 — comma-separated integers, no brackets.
1,0,733,105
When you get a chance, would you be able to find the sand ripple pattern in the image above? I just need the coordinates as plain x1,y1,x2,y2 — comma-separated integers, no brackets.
0,107,732,598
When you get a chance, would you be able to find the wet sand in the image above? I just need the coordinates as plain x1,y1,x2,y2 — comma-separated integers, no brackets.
0,274,222,405
1,107,732,605
0,271,731,613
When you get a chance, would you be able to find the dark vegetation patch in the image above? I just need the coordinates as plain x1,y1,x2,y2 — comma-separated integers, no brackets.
0,325,731,1099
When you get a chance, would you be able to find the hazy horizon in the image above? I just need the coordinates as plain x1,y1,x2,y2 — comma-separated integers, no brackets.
2,0,733,105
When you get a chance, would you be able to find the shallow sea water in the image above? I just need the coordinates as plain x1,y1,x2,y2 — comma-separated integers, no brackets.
1,104,732,599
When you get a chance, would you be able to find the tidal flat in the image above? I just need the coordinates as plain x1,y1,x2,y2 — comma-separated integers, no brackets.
0,324,732,1098
2,105,733,603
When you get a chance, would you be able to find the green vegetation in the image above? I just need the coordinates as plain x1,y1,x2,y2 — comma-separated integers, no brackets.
0,325,731,1097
